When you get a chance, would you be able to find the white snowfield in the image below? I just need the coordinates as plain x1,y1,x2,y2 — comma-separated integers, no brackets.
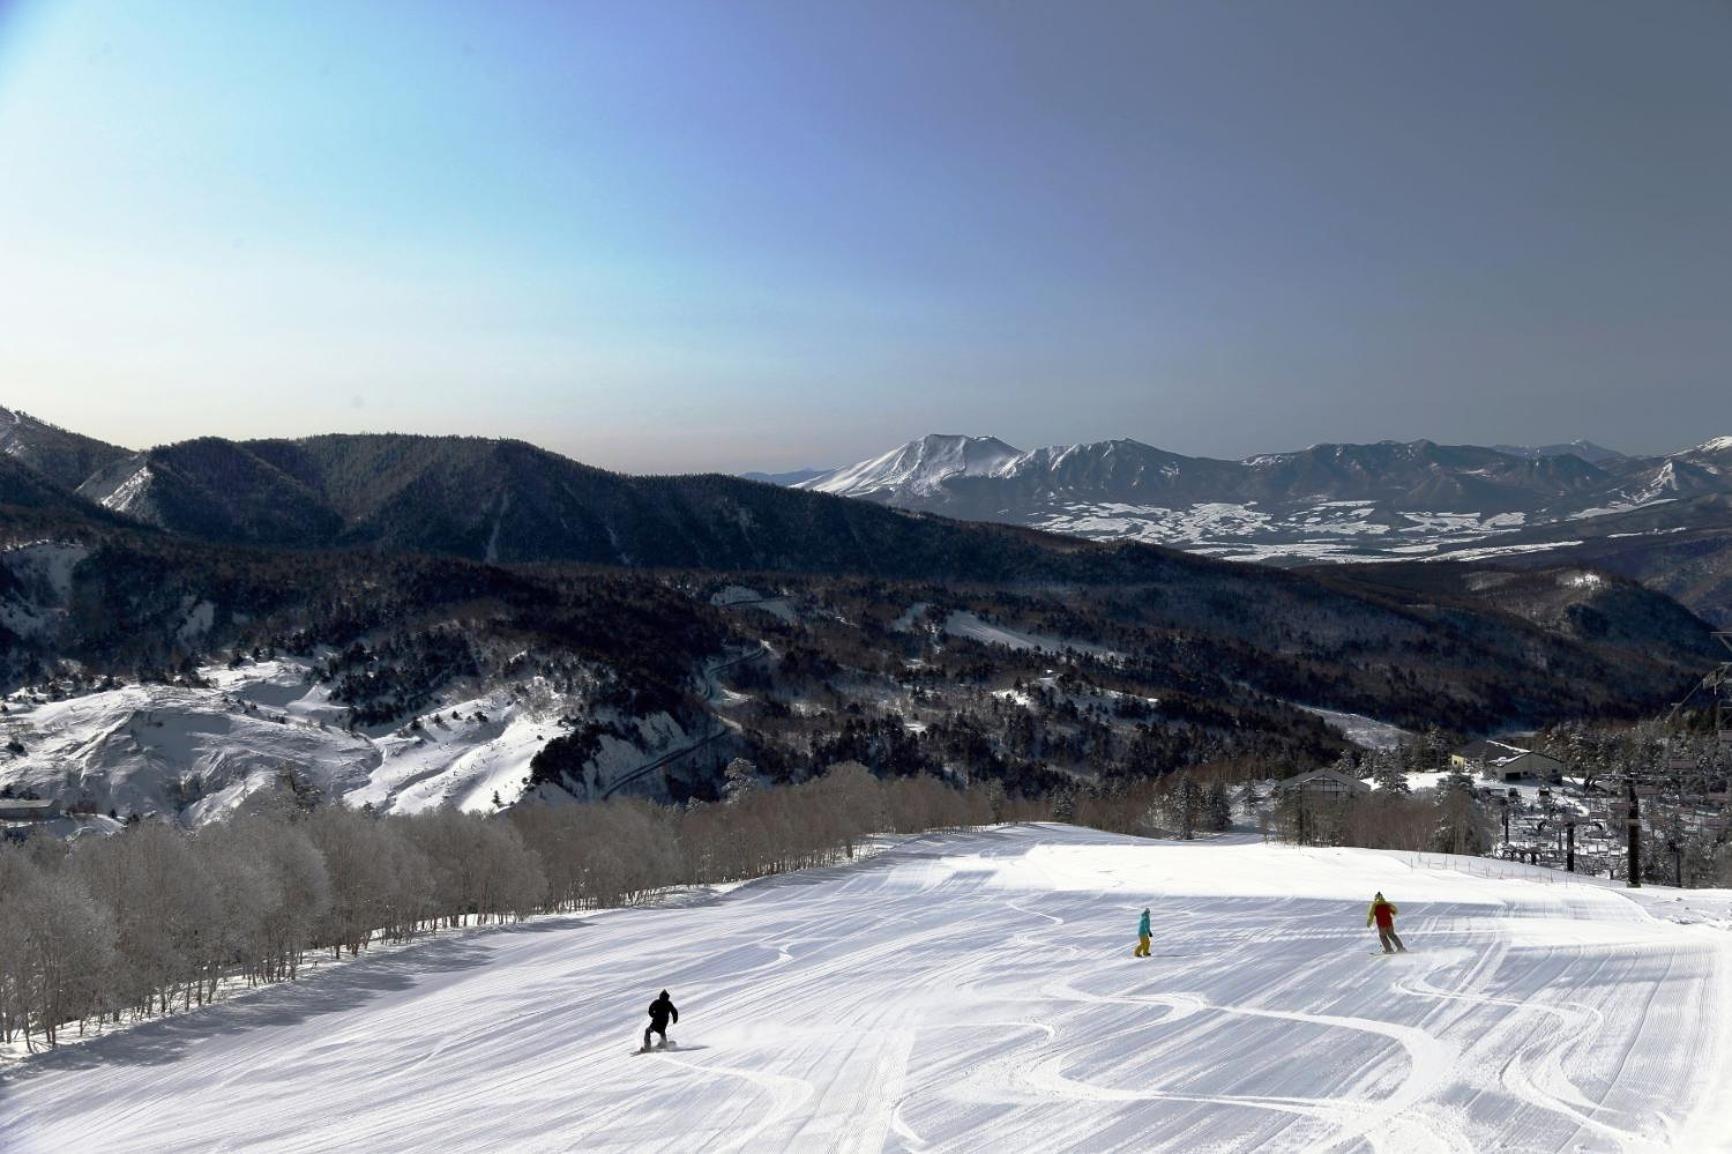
6,825,1732,1153
0,658,705,820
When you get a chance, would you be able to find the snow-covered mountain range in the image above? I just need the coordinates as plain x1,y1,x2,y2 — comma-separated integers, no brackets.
791,432,1732,569
4,402,1729,824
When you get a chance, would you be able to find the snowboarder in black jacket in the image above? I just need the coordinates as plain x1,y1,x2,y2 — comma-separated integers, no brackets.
643,990,678,1051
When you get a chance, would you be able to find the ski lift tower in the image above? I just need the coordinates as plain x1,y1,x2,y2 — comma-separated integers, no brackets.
1716,632,1732,759
1675,632,1732,786
1642,632,1732,888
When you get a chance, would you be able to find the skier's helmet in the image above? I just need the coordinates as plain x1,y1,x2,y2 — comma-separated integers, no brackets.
1373,892,1384,901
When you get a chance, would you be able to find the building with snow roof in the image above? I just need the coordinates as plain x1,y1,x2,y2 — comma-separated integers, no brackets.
1275,768,1371,799
0,796,63,841
0,797,61,821
1451,740,1564,783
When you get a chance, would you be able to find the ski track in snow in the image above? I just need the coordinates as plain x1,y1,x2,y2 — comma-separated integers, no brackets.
4,825,1730,1153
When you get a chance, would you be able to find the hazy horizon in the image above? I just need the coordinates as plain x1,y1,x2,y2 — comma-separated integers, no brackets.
9,396,1719,477
3,1,1727,473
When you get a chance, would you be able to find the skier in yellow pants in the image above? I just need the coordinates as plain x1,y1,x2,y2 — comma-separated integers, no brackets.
1134,907,1151,957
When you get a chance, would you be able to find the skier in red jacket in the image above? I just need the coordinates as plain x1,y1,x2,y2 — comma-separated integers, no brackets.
1367,892,1406,953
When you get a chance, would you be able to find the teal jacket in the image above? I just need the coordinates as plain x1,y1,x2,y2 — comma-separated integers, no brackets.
1137,910,1151,937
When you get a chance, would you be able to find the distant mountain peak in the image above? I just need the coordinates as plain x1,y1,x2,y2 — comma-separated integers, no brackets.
797,434,1023,498
1493,440,1626,465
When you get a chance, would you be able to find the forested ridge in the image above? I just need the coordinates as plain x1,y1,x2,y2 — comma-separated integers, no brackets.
0,500,1723,820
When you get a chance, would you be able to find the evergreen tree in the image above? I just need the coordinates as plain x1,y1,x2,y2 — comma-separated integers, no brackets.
1173,775,1205,840
1432,772,1491,855
1371,751,1409,795
1205,781,1233,832
723,758,759,804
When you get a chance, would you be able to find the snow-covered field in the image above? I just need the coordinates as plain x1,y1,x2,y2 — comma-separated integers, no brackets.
1027,502,1564,565
6,825,1729,1153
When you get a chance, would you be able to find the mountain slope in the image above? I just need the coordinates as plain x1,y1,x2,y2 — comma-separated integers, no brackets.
0,406,131,490
78,438,344,544
1492,439,1627,465
49,431,1251,578
5,415,1728,828
802,433,1024,500
3,505,1722,821
9,827,1731,1152
37,421,1732,613
0,456,95,516
802,436,1625,516
739,467,830,486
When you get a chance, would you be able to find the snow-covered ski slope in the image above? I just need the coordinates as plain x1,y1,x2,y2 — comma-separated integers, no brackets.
7,825,1731,1153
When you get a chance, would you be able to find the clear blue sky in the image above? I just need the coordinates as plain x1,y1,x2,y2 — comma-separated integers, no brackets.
2,0,1727,473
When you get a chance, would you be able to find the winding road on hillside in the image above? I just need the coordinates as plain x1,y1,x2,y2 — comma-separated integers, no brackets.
5,826,1730,1152
597,644,769,800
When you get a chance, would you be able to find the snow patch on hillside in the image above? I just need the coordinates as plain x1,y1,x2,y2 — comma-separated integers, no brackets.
0,658,696,821
1034,501,1276,543
1296,704,1410,750
1572,495,1677,520
1,675,378,820
1028,501,1548,563
175,600,216,644
1426,539,1583,562
890,601,932,632
1,543,90,639
97,464,153,513
943,611,1121,662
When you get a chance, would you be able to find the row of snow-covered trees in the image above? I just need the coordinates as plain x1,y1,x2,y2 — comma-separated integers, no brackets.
1054,764,1498,856
1268,776,1491,854
0,766,1024,1052
1066,772,1236,840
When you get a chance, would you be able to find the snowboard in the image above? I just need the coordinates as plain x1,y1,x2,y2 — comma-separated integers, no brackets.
633,1039,678,1055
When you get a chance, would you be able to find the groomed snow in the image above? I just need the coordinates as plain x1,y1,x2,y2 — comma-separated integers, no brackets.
6,825,1729,1152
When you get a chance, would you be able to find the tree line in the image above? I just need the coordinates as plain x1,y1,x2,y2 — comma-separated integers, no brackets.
0,765,1039,1053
